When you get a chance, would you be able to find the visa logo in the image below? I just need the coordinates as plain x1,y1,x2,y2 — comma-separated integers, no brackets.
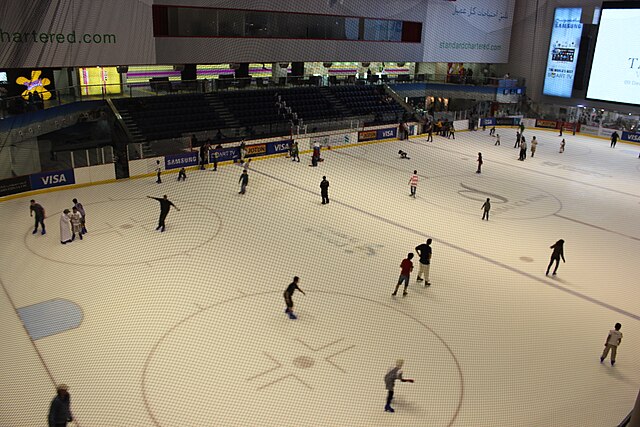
274,142,290,151
41,174,67,185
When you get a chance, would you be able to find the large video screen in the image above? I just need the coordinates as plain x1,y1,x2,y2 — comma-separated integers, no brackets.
586,2,640,105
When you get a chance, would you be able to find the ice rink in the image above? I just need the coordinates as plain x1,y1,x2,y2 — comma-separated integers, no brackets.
1,127,640,426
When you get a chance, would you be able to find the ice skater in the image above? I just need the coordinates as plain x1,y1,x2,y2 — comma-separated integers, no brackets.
69,207,83,241
239,169,249,194
600,323,622,366
320,176,330,204
30,199,46,235
558,126,563,137
481,198,491,220
291,141,300,162
414,238,433,286
409,170,418,198
284,276,305,319
72,198,87,234
177,167,187,181
494,134,501,146
199,140,210,170
448,125,455,139
398,150,410,159
155,160,162,183
489,125,496,136
392,253,414,296
559,139,566,153
530,136,538,158
518,138,527,161
610,131,619,148
476,153,483,174
60,209,73,244
545,239,565,276
514,131,521,148
384,359,414,413
426,123,433,142
147,195,180,232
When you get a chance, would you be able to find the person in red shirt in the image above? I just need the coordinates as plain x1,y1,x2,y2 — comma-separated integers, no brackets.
392,253,414,297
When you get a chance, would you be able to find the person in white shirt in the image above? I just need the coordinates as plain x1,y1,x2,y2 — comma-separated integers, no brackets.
69,207,83,241
59,209,73,244
530,137,538,158
601,323,622,366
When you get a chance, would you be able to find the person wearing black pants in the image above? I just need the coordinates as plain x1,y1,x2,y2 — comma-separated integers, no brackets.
320,176,330,204
147,195,180,232
481,198,491,220
545,239,565,275
177,167,187,181
610,131,619,148
30,199,46,235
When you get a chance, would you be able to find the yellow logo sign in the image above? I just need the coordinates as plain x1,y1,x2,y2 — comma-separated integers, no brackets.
16,70,52,100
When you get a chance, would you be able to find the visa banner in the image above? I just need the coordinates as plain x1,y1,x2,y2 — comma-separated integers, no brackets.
621,131,640,143
30,169,75,190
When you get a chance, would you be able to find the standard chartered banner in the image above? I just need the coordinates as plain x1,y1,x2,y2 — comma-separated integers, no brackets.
0,0,155,68
423,0,515,63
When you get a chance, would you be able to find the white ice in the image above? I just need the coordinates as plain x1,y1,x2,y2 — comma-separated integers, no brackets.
1,127,640,426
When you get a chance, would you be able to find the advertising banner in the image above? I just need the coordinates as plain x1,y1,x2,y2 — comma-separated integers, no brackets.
266,140,292,155
29,169,75,190
480,118,496,127
536,119,558,129
245,144,267,157
579,125,600,136
0,175,31,197
586,7,640,106
621,131,640,143
164,152,198,170
542,8,583,98
0,0,155,68
209,147,239,163
376,127,398,140
495,117,520,126
422,0,515,63
358,130,378,142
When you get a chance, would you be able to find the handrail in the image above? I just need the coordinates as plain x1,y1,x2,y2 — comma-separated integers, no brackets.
618,410,633,427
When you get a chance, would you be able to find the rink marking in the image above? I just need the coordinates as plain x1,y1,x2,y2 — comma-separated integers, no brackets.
553,213,640,242
252,168,640,322
413,140,640,199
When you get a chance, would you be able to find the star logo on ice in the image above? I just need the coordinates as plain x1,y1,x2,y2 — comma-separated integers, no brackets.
16,70,52,100
246,338,355,391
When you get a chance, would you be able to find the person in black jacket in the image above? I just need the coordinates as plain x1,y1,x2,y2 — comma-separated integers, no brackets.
239,170,249,194
48,384,72,427
147,195,180,232
320,176,330,204
546,239,566,276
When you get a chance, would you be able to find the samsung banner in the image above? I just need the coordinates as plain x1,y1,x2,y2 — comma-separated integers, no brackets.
423,0,515,63
542,8,583,98
586,6,640,106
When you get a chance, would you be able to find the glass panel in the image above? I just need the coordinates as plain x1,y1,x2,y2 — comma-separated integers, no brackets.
307,15,326,39
88,148,100,166
219,10,244,37
72,150,88,168
325,16,345,40
364,19,389,41
245,12,270,37
345,18,360,40
277,13,308,38
176,7,217,36
389,20,402,42
103,147,114,164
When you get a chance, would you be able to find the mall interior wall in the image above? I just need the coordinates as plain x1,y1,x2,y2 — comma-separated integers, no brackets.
508,0,640,113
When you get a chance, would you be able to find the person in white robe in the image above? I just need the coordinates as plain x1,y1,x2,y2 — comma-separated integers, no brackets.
60,209,73,244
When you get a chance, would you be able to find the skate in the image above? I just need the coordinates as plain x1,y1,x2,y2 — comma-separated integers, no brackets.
41,229,46,235
161,226,166,232
392,291,397,296
287,312,297,320
384,405,395,413
402,291,408,296
32,229,38,234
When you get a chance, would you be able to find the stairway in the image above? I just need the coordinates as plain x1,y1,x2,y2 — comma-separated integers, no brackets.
319,87,351,117
204,93,240,128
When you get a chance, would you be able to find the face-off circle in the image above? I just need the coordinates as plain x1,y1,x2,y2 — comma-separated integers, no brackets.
143,291,463,427
425,175,561,220
24,198,222,267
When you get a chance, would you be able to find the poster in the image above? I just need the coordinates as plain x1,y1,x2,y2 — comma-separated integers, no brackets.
542,8,583,98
